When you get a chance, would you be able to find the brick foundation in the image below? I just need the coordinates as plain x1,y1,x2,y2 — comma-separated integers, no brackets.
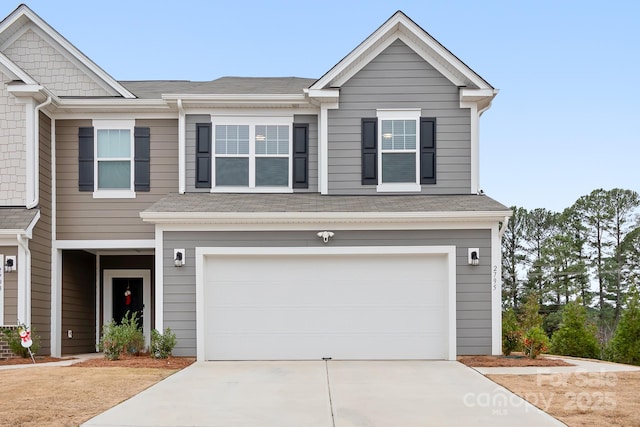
0,326,19,360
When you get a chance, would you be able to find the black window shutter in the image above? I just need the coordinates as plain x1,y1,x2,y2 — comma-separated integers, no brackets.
361,118,377,185
78,127,94,191
134,127,151,192
195,123,212,188
420,117,436,185
292,123,309,189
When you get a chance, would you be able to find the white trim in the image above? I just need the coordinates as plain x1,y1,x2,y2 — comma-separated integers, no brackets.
491,223,502,355
0,5,135,98
311,12,492,91
142,211,511,225
460,101,480,193
92,190,136,199
50,249,62,357
103,269,152,346
319,104,329,194
54,240,155,250
25,99,35,207
177,99,186,194
0,51,37,84
16,236,30,325
195,245,457,362
154,227,164,332
376,183,421,193
51,118,57,242
0,254,4,324
95,255,101,351
210,187,293,194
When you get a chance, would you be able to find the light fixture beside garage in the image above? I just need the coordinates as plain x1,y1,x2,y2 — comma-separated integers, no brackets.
317,231,335,244
174,249,185,267
468,248,479,266
5,256,16,273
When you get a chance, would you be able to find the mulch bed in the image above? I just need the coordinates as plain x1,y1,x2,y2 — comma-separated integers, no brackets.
458,354,574,367
71,353,195,369
0,356,68,365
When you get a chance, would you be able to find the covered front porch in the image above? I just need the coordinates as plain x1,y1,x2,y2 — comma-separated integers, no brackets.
54,246,155,357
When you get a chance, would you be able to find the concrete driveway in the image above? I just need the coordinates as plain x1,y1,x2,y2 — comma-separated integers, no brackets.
83,361,564,427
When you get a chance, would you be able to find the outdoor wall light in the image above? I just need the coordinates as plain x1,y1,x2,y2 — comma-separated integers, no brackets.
174,249,185,267
468,248,479,266
5,256,16,273
317,231,335,244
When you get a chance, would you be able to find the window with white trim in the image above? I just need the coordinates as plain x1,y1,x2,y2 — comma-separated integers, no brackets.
93,120,135,198
377,109,421,192
212,118,292,191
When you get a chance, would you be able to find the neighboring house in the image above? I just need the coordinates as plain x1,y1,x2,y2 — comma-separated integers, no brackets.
0,4,511,361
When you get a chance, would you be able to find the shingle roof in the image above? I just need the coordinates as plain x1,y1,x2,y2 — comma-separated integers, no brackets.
0,208,39,231
144,193,510,214
120,77,317,99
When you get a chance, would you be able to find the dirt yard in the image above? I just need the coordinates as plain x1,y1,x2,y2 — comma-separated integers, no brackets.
458,354,574,368
489,371,640,427
0,355,194,426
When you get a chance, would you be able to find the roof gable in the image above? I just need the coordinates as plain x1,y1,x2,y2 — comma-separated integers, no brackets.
311,11,493,91
0,4,135,98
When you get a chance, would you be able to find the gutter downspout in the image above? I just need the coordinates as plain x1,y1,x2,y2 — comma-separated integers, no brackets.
177,99,185,194
498,216,510,240
15,210,38,326
26,96,52,209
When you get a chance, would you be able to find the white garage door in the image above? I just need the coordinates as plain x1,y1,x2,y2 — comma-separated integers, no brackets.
200,248,453,360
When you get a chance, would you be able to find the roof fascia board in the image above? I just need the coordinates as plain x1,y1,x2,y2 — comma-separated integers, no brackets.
311,11,492,90
141,210,513,224
162,93,308,102
0,5,135,99
0,51,36,83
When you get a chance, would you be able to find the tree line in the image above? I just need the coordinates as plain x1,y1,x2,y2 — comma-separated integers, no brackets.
501,188,640,342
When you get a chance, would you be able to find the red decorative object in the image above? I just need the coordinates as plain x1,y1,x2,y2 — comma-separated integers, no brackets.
125,289,132,306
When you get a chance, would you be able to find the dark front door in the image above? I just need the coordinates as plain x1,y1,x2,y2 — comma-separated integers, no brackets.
112,277,144,327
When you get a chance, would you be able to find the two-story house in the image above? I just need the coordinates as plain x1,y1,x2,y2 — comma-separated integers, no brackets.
0,5,511,361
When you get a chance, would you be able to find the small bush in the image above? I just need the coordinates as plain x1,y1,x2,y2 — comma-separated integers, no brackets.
99,311,145,360
502,308,522,356
607,291,640,365
151,328,177,359
550,302,599,358
523,327,549,359
0,326,40,358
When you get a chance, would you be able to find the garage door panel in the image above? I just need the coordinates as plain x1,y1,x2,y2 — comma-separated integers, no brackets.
203,251,450,360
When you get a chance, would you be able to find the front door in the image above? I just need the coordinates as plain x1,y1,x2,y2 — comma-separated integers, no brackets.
103,270,151,346
112,277,144,329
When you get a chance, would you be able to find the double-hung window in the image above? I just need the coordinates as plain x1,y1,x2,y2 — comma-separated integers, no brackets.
377,109,421,192
212,118,292,191
94,120,135,198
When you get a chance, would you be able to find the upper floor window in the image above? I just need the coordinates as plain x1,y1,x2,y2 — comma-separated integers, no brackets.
78,120,150,198
209,118,292,191
377,110,421,192
361,110,436,191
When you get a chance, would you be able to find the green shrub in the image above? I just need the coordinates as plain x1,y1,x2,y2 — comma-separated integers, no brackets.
520,293,543,331
523,327,549,359
550,301,599,358
99,311,145,360
607,291,640,365
150,328,177,359
0,326,40,358
502,308,522,356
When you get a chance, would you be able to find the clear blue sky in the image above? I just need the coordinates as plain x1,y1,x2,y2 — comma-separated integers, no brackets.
4,1,639,212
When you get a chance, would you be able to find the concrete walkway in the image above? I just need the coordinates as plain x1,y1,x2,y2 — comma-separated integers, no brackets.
83,361,565,427
474,356,640,375
0,353,102,370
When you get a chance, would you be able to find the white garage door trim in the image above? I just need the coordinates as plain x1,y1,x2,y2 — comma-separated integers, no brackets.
195,246,457,361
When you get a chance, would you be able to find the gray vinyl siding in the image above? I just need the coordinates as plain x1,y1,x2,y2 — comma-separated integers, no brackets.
185,115,210,193
61,250,96,355
328,39,471,195
56,119,178,240
163,229,492,357
186,114,318,193
1,246,18,325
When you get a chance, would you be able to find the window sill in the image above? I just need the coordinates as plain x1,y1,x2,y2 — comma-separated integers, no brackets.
376,183,421,193
92,190,136,199
210,187,294,194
